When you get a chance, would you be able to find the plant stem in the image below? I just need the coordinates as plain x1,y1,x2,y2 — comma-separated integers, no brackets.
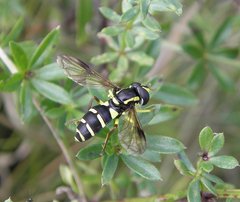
33,99,87,202
0,47,18,74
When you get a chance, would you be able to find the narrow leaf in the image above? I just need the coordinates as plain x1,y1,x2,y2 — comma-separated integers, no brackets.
121,154,162,180
91,52,118,65
153,83,198,106
209,133,224,156
76,0,93,44
19,82,34,122
101,154,119,185
147,135,185,154
133,26,159,40
0,73,23,92
99,7,120,22
10,41,28,70
202,173,224,185
2,17,24,47
209,64,234,91
29,26,60,68
31,79,72,104
140,0,150,19
174,159,191,176
101,26,124,36
142,15,161,32
209,156,239,169
187,179,201,202
188,61,206,90
141,150,161,162
127,51,154,66
178,151,196,172
35,62,65,81
201,177,217,195
76,143,103,160
182,43,203,59
121,7,139,22
199,126,214,152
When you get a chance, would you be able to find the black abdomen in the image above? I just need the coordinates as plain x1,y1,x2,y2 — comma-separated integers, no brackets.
75,104,114,142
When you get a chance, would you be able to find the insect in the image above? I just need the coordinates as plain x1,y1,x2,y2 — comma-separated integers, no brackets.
57,55,150,155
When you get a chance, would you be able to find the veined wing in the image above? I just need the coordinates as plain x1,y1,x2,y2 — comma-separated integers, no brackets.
57,55,120,90
118,107,146,155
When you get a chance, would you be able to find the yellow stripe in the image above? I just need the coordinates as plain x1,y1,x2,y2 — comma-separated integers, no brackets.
81,119,86,123
89,108,97,114
109,108,119,119
86,124,95,136
142,86,150,92
112,97,119,105
97,114,106,127
76,129,85,141
123,96,140,104
101,101,109,106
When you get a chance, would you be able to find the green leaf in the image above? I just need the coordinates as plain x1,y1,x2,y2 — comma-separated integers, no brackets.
148,105,180,125
142,15,161,32
125,31,135,48
200,161,214,172
59,164,74,187
0,73,23,92
91,52,118,65
189,23,205,47
209,133,224,156
178,151,196,172
19,82,34,122
140,0,150,19
149,0,183,16
209,64,234,91
45,107,66,119
182,43,203,59
127,51,154,66
188,61,206,90
133,26,159,40
153,83,198,106
9,41,28,71
76,0,93,44
2,17,24,47
101,26,124,36
147,135,185,154
31,79,72,104
28,26,60,68
76,143,103,160
141,149,161,162
202,173,224,185
210,17,234,48
122,0,133,12
187,179,201,202
121,154,162,180
174,159,191,176
201,177,217,195
199,126,214,152
121,6,139,22
209,156,239,169
99,7,120,22
212,47,239,59
101,154,119,185
35,62,65,81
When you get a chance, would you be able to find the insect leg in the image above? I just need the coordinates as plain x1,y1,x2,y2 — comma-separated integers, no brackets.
101,119,119,155
87,96,104,110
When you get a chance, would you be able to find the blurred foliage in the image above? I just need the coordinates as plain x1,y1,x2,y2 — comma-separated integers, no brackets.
0,0,240,202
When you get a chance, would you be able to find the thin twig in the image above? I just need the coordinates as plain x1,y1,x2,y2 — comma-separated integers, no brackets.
33,91,87,202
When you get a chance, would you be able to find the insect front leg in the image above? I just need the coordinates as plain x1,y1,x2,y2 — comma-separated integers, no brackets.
101,118,119,155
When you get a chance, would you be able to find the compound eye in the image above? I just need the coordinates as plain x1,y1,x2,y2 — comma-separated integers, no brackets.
138,87,149,105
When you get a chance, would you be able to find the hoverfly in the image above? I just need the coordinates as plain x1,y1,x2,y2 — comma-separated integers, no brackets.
57,55,150,155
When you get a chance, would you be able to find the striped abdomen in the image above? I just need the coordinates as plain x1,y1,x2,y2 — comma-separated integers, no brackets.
75,104,119,142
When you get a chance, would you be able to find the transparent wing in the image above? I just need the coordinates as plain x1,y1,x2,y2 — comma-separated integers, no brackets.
57,55,120,90
118,107,146,155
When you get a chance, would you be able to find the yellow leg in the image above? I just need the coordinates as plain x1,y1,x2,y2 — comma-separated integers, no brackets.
101,119,119,155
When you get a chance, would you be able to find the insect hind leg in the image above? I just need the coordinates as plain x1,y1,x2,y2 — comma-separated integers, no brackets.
101,119,119,155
